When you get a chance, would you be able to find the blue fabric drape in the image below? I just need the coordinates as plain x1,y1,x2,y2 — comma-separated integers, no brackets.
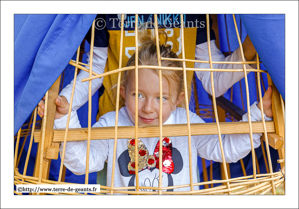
240,14,285,100
14,14,97,135
14,15,98,185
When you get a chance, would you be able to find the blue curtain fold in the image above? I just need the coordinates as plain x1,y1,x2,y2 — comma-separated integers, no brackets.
14,14,97,135
240,14,285,100
14,14,98,185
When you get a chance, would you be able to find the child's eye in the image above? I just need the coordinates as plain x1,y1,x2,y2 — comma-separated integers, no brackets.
133,93,143,98
157,96,168,101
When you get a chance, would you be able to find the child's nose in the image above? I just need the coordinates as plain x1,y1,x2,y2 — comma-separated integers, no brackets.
142,99,155,113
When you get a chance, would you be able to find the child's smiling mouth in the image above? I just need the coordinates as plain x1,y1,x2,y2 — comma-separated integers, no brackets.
139,116,156,123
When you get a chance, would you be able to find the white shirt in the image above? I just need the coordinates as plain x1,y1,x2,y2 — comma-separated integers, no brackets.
54,103,271,192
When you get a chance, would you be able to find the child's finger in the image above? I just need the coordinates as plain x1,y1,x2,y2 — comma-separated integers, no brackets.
55,97,61,106
264,86,273,99
37,100,45,116
38,100,45,108
37,105,44,117
38,110,44,117
56,96,68,108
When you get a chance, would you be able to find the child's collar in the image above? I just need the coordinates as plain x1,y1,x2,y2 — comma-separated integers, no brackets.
163,111,174,125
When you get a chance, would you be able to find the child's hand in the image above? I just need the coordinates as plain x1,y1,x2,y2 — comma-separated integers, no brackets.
257,86,273,118
243,35,256,61
38,95,70,119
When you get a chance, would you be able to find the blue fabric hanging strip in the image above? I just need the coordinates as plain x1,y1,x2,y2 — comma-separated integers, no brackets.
240,14,285,100
14,14,97,135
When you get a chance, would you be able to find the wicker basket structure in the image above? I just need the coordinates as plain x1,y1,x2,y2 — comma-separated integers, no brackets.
14,14,285,195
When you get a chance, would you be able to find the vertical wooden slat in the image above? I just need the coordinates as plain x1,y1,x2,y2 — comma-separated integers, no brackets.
201,159,209,189
255,152,260,174
192,75,209,189
278,94,285,191
110,14,125,194
85,20,96,187
267,76,285,170
14,129,22,169
209,160,214,188
206,14,231,194
220,163,231,184
239,159,247,177
23,108,38,176
17,111,34,166
34,75,61,183
180,14,194,192
217,102,230,186
134,14,140,192
256,54,276,194
61,166,67,182
260,139,270,173
232,15,257,180
267,76,285,193
154,14,164,195
58,46,81,182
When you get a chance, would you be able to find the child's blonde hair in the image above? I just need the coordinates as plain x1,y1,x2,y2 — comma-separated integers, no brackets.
114,29,189,108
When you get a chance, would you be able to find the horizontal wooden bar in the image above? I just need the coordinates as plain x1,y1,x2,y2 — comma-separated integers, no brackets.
34,121,275,143
261,133,284,150
161,57,258,65
81,65,267,82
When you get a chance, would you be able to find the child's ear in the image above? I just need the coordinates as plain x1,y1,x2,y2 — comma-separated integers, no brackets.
175,92,185,106
120,85,126,100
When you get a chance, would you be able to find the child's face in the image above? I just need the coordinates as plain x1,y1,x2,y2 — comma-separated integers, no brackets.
120,69,184,126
